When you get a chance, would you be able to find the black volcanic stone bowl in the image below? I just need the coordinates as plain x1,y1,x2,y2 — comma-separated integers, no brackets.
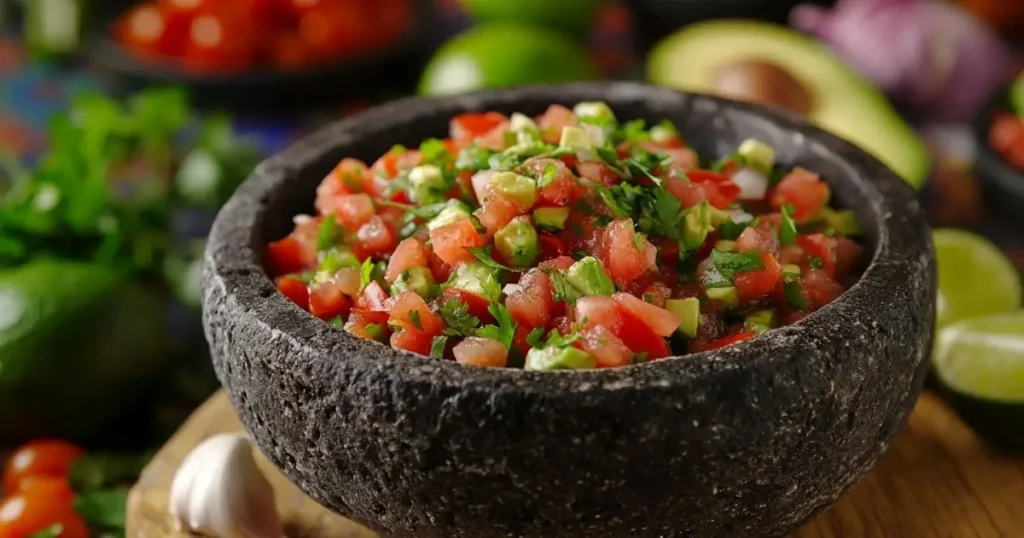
202,83,936,538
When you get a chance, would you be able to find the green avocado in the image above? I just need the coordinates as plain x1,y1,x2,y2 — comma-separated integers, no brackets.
647,21,930,189
0,260,180,446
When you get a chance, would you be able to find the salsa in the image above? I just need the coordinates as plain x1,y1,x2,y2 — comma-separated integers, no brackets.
266,102,864,370
989,73,1024,170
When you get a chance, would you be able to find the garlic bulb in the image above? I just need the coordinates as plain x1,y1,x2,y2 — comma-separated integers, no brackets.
169,433,283,538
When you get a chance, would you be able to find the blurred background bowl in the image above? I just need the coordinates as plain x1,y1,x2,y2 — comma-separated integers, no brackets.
973,87,1024,223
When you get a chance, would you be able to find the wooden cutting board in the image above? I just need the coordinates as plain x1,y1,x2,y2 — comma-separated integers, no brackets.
126,390,1024,538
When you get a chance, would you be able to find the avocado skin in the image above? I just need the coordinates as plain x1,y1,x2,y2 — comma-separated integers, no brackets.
204,83,934,538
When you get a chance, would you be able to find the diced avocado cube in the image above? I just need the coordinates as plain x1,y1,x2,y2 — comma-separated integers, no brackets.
565,256,615,297
390,266,440,299
665,297,700,338
781,264,802,277
532,206,571,232
714,240,736,252
494,217,539,269
559,126,593,150
487,171,538,209
737,139,775,175
743,309,777,334
427,199,472,231
683,201,713,250
408,164,447,204
524,346,597,371
706,286,738,307
573,101,616,124
817,208,862,236
443,261,502,303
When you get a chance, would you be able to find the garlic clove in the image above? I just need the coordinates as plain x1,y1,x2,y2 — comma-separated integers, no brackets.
170,433,283,538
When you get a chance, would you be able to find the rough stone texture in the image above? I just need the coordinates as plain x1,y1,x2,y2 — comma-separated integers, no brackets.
201,83,936,538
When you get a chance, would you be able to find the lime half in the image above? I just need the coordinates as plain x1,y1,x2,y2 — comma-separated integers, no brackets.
933,228,1022,330
934,312,1024,403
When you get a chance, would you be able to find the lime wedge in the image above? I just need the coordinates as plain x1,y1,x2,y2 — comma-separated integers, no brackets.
933,228,1022,330
933,312,1024,403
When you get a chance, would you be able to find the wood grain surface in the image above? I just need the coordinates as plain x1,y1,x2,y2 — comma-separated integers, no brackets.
127,390,1024,538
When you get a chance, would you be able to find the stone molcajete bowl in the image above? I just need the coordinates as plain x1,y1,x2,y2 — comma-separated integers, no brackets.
202,83,936,538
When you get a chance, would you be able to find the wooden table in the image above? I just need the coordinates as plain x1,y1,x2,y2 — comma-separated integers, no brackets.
127,390,1024,538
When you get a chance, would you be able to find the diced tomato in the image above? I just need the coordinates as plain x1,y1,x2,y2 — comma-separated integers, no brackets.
557,211,603,253
506,269,554,329
580,325,633,368
692,331,757,352
782,311,810,325
333,267,362,296
441,288,494,324
450,112,508,142
832,237,864,281
356,281,389,311
354,216,398,257
538,255,577,272
687,170,740,209
116,4,188,58
611,293,680,337
308,282,351,320
349,308,389,325
990,112,1023,154
664,176,707,208
735,226,780,257
770,168,830,223
660,147,698,171
733,251,783,302
576,162,620,186
371,147,421,178
320,193,375,229
427,248,453,283
803,269,845,309
518,158,580,206
537,104,577,144
316,158,370,212
478,190,529,234
266,236,308,276
275,276,310,310
453,337,508,367
641,282,671,308
429,218,489,266
390,326,433,355
388,291,445,335
796,233,836,277
537,232,567,262
385,238,429,282
616,309,671,360
345,310,389,340
600,219,657,286
575,296,625,333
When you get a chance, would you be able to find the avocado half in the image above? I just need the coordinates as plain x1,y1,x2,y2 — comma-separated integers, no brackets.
648,20,930,189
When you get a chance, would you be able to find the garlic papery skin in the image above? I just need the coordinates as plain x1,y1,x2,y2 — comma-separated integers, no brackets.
169,433,283,538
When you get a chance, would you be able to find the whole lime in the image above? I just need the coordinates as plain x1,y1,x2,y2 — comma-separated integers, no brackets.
419,23,599,96
457,0,605,40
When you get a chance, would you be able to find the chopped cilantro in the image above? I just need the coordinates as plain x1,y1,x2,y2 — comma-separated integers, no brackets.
595,182,642,219
538,163,558,188
467,214,487,234
595,214,613,227
768,169,787,186
526,327,546,348
408,310,423,330
377,200,450,221
455,144,495,171
438,297,481,336
477,303,517,349
709,250,764,284
780,204,798,246
620,119,648,144
568,221,585,237
358,257,375,292
543,329,581,349
545,269,583,304
467,246,517,271
637,186,685,243
430,335,448,359
784,281,809,311
315,215,344,253
719,219,751,240
419,138,452,166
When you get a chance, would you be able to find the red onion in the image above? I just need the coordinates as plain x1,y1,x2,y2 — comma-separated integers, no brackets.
791,0,1011,121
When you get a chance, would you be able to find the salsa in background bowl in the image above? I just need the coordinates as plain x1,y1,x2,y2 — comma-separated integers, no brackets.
203,83,935,538
973,73,1024,223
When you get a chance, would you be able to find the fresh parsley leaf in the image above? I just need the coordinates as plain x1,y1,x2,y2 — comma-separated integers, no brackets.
526,327,545,348
544,269,582,304
359,257,374,292
316,215,343,253
538,163,558,188
477,303,517,349
780,204,798,246
438,297,481,336
408,310,423,330
430,335,448,358
784,281,809,311
74,488,128,531
467,246,516,271
709,249,764,285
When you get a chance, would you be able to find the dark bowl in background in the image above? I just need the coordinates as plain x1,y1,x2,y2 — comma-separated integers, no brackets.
624,0,836,54
972,87,1024,223
203,83,935,538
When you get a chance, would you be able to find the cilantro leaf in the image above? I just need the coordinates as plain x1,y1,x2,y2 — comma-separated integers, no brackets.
595,182,643,219
455,144,495,171
719,218,751,240
419,138,453,166
477,303,517,349
526,327,545,348
784,280,809,311
543,330,580,349
620,119,649,144
438,297,481,336
467,246,517,271
707,249,764,286
780,204,798,246
74,488,128,531
359,257,375,292
430,335,448,358
316,215,344,252
408,310,423,330
544,269,582,304
365,323,383,339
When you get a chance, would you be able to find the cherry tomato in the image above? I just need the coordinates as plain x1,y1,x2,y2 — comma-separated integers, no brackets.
116,3,189,57
269,31,317,70
2,440,84,495
182,7,257,72
298,0,375,62
0,488,88,538
14,477,75,503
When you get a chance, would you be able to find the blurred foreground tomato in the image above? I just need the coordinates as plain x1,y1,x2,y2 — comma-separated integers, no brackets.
0,484,88,538
2,439,84,495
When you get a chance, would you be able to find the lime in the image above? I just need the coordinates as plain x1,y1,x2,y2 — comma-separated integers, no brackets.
934,312,1024,402
933,228,1022,330
457,0,604,41
418,23,599,96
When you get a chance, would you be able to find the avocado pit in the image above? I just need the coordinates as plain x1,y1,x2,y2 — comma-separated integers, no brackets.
714,60,813,116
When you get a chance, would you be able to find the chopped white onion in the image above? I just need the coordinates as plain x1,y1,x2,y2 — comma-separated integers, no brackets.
503,283,523,296
582,123,607,147
730,167,768,200
729,210,754,224
471,170,496,203
293,214,315,225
